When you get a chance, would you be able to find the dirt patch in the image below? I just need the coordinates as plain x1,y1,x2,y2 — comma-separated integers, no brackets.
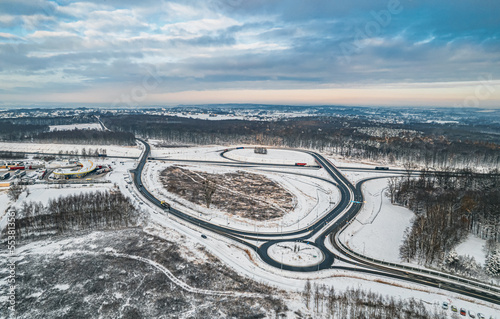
161,166,295,220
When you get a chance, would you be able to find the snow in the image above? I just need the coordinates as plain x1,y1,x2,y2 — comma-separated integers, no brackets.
150,145,226,161
0,142,498,317
342,178,415,263
53,284,70,291
426,120,460,124
49,123,102,131
0,142,141,158
159,111,314,121
224,148,316,165
142,160,339,232
53,160,96,176
146,143,341,232
16,184,112,209
455,235,488,265
268,242,323,267
124,216,500,318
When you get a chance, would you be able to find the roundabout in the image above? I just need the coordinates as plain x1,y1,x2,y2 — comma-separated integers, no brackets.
268,241,324,267
132,139,500,304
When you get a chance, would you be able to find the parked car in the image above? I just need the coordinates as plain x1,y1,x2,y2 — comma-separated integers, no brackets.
460,308,467,316
442,302,449,310
477,314,485,319
469,310,476,318
201,234,207,239
451,305,458,312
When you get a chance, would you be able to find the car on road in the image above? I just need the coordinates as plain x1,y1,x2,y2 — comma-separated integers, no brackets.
375,166,390,170
442,301,449,310
201,234,207,239
460,308,467,316
451,305,458,312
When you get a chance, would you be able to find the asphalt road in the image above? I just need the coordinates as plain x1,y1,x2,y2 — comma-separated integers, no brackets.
132,139,500,304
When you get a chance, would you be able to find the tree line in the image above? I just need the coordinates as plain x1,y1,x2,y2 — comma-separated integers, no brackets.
101,114,500,169
0,121,48,141
389,169,500,278
301,280,444,318
33,129,136,146
0,151,26,159
4,191,139,240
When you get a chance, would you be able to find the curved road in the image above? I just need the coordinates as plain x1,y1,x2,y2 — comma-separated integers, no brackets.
132,139,499,304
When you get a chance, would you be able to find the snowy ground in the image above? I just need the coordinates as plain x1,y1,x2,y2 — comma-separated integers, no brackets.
161,111,315,121
455,234,488,266
224,148,316,165
268,242,323,267
150,144,225,161
16,184,113,210
49,123,102,131
143,161,339,232
2,185,498,318
340,176,494,285
342,178,414,263
0,143,498,317
0,142,141,158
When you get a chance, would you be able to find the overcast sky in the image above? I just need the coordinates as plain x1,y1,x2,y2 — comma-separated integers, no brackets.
1,0,499,107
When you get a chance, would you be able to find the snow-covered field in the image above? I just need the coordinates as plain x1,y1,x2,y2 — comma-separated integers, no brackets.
268,242,323,267
455,234,488,266
5,184,496,318
342,178,415,263
224,148,316,165
49,123,102,131
0,143,498,317
150,144,225,161
17,184,112,207
143,161,339,232
162,111,315,121
0,142,141,157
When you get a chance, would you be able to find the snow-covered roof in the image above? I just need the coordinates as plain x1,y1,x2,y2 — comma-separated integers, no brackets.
53,160,96,176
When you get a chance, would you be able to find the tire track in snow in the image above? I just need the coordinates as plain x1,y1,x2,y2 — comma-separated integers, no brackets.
107,252,267,298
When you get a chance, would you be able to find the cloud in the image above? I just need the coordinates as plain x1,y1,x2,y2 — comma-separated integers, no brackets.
0,0,499,107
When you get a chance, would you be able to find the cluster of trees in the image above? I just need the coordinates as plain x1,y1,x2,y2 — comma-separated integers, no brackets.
442,250,483,278
79,147,107,157
8,184,26,201
0,151,26,159
1,114,97,126
33,129,135,145
302,281,442,318
6,191,138,239
486,249,500,277
390,169,500,269
161,166,294,220
101,114,500,168
0,121,48,141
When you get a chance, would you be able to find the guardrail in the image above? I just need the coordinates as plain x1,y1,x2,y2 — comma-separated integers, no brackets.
335,233,500,294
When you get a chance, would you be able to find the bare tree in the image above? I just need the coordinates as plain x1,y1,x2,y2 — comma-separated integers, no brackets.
202,178,217,208
403,161,415,182
8,184,24,201
303,280,311,309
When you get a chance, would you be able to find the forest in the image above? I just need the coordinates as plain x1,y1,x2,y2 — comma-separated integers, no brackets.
389,169,500,279
0,151,26,159
301,281,447,319
4,191,139,240
101,114,500,169
33,129,136,145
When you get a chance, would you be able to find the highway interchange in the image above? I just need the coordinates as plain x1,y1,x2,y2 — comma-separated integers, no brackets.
131,139,499,305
